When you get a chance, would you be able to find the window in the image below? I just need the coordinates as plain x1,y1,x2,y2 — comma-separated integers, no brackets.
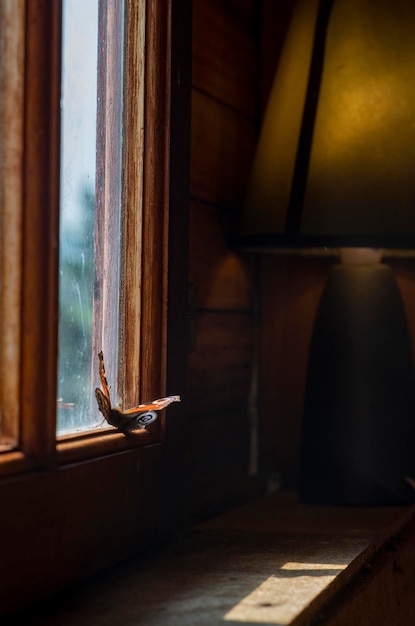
0,0,191,615
57,0,137,436
58,0,101,434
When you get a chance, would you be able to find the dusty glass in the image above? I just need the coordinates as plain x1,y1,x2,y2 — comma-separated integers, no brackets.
57,0,124,434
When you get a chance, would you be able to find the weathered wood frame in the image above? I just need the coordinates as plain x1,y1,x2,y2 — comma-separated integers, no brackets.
0,0,191,614
0,0,25,455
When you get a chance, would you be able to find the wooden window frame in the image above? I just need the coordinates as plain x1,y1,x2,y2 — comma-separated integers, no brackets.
0,0,191,615
0,0,24,456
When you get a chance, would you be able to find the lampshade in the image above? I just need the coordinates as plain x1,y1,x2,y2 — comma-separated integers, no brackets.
238,0,415,504
239,0,415,251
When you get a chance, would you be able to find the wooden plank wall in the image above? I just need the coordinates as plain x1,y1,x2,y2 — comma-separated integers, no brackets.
259,255,335,487
187,0,259,521
188,0,415,507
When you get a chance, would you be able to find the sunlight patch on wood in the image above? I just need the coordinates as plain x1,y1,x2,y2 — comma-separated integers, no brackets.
224,561,348,624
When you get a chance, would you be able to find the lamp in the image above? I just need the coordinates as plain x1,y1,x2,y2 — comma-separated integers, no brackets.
238,0,415,504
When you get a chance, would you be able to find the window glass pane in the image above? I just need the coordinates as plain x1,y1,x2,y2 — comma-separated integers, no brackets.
57,0,124,435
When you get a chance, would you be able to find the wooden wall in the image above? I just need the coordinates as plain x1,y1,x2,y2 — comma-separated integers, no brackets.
186,0,334,508
187,0,415,507
187,0,260,520
186,0,310,509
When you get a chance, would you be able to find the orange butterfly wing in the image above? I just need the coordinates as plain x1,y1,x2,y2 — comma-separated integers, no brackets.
95,351,181,431
121,395,181,415
98,352,111,399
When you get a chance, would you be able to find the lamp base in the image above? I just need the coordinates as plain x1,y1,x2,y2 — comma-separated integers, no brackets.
299,263,415,505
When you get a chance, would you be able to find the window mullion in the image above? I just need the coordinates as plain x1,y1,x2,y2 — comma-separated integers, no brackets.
92,0,125,409
118,0,146,410
20,0,62,467
139,0,170,407
0,0,25,451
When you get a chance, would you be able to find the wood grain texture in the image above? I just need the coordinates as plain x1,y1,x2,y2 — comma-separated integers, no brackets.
190,89,256,208
20,0,62,466
164,0,192,453
139,0,170,408
259,256,335,485
120,0,168,417
119,0,146,409
0,0,192,614
12,492,413,625
189,200,254,310
0,444,179,615
0,0,24,447
192,0,256,117
187,312,253,416
93,0,125,402
186,408,251,512
187,0,258,523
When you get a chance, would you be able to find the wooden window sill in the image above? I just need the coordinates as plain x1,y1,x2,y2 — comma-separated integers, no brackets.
18,490,415,625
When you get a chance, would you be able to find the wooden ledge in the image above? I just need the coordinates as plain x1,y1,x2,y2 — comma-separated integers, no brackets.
19,491,415,625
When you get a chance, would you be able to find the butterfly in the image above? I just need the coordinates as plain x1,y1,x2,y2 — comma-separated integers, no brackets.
95,351,180,432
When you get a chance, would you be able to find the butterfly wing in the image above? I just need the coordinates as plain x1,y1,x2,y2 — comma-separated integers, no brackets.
132,411,158,428
95,386,136,430
118,395,180,431
95,351,181,432
121,395,181,415
95,387,112,422
98,351,111,405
